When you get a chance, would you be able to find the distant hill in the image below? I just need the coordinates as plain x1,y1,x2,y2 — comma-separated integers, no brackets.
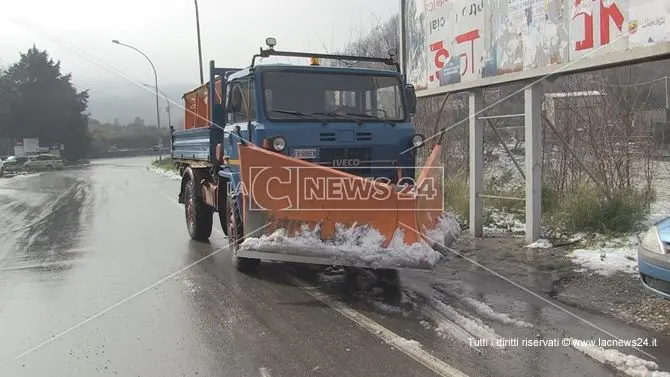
83,80,194,128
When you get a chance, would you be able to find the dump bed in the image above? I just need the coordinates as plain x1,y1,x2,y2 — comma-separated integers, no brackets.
172,77,225,163
182,78,223,130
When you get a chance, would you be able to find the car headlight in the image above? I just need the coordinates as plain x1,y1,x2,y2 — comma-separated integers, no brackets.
412,134,425,148
272,137,286,152
640,226,666,255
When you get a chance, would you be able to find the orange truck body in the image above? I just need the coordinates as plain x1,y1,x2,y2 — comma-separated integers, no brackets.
183,78,224,130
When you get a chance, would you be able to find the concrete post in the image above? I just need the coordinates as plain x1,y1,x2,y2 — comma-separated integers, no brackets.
524,84,542,243
469,89,483,237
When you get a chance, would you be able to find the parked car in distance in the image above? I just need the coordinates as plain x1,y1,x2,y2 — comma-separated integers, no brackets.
23,154,64,171
638,217,670,300
3,156,29,174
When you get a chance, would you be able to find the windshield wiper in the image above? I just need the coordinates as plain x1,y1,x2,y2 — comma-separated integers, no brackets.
344,113,396,127
271,109,311,118
271,109,328,125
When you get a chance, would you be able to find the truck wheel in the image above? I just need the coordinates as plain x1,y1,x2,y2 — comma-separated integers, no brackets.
227,197,260,272
219,210,228,236
375,269,402,304
184,179,213,241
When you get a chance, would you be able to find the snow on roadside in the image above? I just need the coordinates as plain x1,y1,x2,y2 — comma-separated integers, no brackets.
5,172,41,180
366,299,408,316
147,165,180,180
484,210,525,234
525,239,552,249
461,297,534,328
568,234,640,276
568,247,639,276
422,295,505,349
569,338,670,377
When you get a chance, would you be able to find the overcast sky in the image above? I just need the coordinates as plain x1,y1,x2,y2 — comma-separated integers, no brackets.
2,0,398,90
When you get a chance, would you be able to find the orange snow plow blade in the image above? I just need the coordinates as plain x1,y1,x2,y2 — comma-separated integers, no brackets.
236,143,451,269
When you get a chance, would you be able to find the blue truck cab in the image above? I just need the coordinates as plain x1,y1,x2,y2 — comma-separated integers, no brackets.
172,40,424,253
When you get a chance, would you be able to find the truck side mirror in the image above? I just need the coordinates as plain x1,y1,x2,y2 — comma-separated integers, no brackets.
227,85,243,113
405,84,417,115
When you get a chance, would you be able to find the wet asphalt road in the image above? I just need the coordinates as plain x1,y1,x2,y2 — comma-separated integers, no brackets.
0,157,669,377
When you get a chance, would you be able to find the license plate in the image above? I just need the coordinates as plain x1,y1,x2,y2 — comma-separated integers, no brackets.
292,148,318,159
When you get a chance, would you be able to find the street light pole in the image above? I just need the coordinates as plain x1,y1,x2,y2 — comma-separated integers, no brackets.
194,0,204,84
112,40,161,130
142,84,172,129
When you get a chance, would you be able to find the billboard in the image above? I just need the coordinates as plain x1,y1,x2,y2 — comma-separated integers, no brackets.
23,138,39,155
402,0,670,97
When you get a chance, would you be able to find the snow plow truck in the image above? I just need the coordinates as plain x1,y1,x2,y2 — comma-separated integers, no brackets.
171,38,460,272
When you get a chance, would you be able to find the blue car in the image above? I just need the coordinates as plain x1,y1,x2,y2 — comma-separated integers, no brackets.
638,217,670,299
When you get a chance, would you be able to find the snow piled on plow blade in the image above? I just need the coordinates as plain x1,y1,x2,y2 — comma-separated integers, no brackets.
239,211,461,269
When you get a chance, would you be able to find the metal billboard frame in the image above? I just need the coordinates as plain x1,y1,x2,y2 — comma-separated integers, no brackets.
399,0,670,243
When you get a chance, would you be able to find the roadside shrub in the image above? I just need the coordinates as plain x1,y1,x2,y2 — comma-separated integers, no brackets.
550,185,650,233
443,174,469,223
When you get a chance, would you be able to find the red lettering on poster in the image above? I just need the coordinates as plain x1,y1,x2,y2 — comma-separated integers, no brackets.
600,0,624,45
429,41,450,82
456,29,480,75
426,0,448,12
573,0,594,50
573,0,624,51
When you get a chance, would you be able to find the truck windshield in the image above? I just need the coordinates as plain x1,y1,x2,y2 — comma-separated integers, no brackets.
262,71,406,122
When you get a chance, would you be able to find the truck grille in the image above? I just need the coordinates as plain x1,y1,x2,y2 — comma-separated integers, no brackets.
319,147,372,176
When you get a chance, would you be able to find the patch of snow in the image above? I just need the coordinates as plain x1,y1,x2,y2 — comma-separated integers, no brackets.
7,173,41,180
592,234,639,248
484,209,525,234
148,165,180,180
569,233,587,243
240,212,461,269
395,338,423,350
462,297,534,328
427,297,504,349
569,247,638,276
569,338,670,377
424,212,463,248
525,239,553,249
367,299,407,316
426,307,478,346
182,279,197,293
317,272,346,285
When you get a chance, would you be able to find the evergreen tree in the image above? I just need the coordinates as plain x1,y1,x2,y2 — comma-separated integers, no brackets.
0,45,90,160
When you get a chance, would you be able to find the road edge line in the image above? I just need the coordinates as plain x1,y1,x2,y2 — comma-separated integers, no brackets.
286,275,469,377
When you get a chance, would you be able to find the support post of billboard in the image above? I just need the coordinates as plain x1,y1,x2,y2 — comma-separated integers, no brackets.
469,89,483,237
525,85,542,243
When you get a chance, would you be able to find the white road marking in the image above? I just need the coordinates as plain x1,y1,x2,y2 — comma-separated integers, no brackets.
153,173,468,376
286,275,469,377
259,367,272,377
160,191,181,209
0,262,70,272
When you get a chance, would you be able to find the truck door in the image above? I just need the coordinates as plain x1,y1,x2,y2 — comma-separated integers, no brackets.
223,77,256,162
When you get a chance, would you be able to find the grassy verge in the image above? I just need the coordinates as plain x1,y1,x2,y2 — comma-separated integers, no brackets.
151,157,177,172
443,173,652,235
542,185,651,234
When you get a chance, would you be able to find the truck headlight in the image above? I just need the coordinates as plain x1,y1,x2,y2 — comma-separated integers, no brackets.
272,136,286,152
412,134,425,148
641,226,666,255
